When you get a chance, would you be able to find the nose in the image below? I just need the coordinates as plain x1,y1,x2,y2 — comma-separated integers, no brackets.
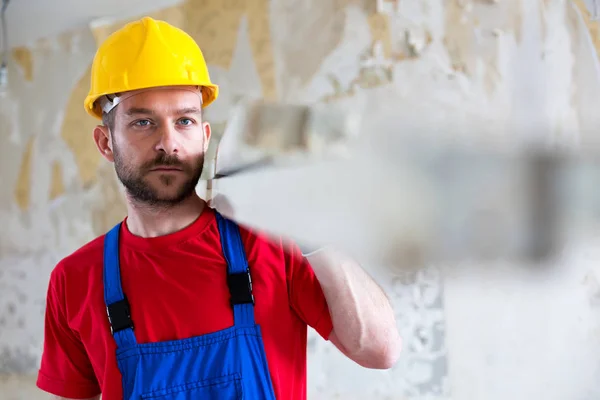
155,123,180,155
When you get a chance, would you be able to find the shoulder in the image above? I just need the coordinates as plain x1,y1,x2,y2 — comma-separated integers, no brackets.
49,233,106,291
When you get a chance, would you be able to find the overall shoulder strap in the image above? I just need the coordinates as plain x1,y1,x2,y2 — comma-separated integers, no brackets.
215,211,255,326
103,222,138,348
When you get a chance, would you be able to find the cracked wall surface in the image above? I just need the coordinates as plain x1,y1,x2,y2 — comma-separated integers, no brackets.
2,1,600,399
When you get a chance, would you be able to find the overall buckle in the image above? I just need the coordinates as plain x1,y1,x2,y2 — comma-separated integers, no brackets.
106,297,134,335
228,268,255,306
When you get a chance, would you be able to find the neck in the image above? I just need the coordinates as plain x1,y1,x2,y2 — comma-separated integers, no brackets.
125,194,206,238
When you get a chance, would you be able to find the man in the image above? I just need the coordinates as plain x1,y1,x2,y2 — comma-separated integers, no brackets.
36,16,401,400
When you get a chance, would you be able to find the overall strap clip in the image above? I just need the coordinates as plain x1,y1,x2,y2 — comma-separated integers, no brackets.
227,268,254,307
215,210,256,326
106,296,134,335
103,222,138,348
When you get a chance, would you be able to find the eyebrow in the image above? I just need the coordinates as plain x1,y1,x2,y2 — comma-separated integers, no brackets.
124,107,202,117
125,107,155,116
176,107,202,115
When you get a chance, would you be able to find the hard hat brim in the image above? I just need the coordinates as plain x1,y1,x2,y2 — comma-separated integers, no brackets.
84,83,219,120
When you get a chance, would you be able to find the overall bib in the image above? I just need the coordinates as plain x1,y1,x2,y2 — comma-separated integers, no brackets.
102,211,277,399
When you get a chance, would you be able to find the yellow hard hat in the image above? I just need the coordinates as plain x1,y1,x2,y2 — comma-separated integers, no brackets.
83,16,218,119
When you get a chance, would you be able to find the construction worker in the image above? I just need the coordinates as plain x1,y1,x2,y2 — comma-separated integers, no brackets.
36,16,401,400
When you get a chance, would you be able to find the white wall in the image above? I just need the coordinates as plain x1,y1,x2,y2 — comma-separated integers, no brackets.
4,0,184,47
2,1,600,399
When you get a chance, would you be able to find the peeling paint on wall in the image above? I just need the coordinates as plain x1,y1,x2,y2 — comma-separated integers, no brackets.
11,48,33,82
3,1,600,399
443,0,524,80
48,161,65,201
13,137,34,210
368,12,392,58
137,0,280,99
574,0,600,57
245,0,277,99
269,0,367,98
60,68,102,187
0,25,101,382
444,0,475,74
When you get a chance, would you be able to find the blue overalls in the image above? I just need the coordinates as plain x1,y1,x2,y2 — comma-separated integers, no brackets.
102,211,277,399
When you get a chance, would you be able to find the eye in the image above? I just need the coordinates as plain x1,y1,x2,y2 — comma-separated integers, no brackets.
178,118,194,126
133,119,152,127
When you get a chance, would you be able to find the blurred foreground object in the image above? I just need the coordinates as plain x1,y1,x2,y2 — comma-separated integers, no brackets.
203,100,600,268
214,100,361,177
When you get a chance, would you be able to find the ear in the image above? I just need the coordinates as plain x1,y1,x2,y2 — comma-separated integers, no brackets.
93,125,114,162
203,121,212,153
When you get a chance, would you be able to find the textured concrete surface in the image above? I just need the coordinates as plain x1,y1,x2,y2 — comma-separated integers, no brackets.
3,1,600,399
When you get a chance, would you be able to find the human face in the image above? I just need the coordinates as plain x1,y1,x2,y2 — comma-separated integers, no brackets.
96,87,211,207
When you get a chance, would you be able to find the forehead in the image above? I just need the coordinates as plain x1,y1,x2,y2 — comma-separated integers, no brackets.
118,87,203,116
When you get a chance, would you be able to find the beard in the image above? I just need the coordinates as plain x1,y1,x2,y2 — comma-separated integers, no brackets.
113,142,204,208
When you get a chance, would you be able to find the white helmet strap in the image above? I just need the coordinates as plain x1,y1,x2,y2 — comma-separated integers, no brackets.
99,94,122,115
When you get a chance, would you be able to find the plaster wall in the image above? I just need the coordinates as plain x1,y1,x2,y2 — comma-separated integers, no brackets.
2,1,600,399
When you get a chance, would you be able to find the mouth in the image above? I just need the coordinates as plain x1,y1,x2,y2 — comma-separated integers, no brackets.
150,166,183,172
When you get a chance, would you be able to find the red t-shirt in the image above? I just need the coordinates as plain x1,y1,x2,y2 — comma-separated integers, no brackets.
36,207,333,400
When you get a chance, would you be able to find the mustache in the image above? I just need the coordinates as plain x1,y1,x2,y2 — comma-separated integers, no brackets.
143,154,187,171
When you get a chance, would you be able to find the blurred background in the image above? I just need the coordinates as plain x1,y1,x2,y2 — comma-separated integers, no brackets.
3,0,600,399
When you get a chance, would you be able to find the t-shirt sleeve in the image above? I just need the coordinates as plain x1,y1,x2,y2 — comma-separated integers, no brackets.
36,267,101,399
284,240,333,340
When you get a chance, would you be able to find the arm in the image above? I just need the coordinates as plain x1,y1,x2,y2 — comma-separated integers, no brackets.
304,247,401,369
37,267,102,399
